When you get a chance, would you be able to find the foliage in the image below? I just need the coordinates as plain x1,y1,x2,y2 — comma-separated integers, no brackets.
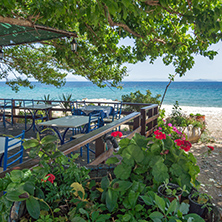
59,93,73,115
0,1,221,90
106,133,200,192
159,179,185,198
0,132,208,221
0,132,90,221
121,90,161,112
41,94,54,105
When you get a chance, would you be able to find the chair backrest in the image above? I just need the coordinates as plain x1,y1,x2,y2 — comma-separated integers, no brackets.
84,111,104,133
112,102,122,119
70,101,86,114
3,130,25,171
72,108,87,116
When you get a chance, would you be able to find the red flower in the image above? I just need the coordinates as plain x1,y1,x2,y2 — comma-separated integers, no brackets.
174,139,183,146
41,174,55,184
164,149,169,155
154,130,166,140
175,139,192,152
207,146,214,151
111,131,123,138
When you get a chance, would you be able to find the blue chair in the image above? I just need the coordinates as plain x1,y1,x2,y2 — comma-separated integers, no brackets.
104,102,122,131
71,111,104,163
0,130,25,171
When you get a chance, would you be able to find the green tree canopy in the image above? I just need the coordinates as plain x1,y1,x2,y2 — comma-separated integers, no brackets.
0,0,221,91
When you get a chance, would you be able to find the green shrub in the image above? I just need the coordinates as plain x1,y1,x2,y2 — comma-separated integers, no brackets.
121,90,161,112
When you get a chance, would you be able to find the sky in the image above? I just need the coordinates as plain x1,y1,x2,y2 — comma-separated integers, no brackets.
67,39,222,82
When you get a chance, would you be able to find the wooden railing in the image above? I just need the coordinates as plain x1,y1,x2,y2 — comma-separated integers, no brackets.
141,104,159,137
0,98,156,122
0,99,159,178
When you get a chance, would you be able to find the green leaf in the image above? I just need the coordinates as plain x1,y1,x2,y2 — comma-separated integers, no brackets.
154,194,166,214
101,176,110,190
51,151,62,159
128,190,140,208
41,135,58,144
184,213,205,221
170,163,183,177
106,188,118,212
126,144,144,163
133,133,149,148
122,213,131,221
26,196,40,219
152,161,169,183
149,211,164,222
178,202,189,215
150,143,161,154
140,195,153,206
135,204,143,211
54,208,61,212
10,170,24,183
92,211,99,222
112,181,132,192
70,217,86,222
79,208,89,218
23,181,35,196
106,157,120,165
163,136,173,149
6,190,30,202
166,199,177,215
23,139,39,149
114,163,132,180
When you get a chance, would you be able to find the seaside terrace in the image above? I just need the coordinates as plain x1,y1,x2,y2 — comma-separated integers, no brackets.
0,98,159,176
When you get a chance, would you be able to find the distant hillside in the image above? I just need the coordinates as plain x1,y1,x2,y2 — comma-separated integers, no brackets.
193,79,217,82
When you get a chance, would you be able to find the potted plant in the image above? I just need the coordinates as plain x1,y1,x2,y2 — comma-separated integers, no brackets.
158,179,184,202
188,191,212,216
195,113,205,122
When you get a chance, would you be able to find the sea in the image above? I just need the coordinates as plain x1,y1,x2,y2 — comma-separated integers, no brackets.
0,81,221,107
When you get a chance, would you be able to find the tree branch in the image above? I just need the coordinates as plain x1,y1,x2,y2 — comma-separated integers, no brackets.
0,15,33,27
103,5,166,44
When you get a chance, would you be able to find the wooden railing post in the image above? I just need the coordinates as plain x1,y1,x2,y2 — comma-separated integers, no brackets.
133,115,140,131
12,99,16,124
95,137,106,158
147,108,153,132
48,101,52,120
141,108,146,136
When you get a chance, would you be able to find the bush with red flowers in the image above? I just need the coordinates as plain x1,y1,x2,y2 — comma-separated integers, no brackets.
107,132,200,193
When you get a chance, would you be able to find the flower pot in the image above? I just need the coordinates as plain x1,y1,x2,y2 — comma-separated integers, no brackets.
158,183,182,202
196,115,205,122
188,194,207,216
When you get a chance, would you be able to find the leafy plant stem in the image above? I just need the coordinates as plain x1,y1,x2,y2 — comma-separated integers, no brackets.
34,197,54,219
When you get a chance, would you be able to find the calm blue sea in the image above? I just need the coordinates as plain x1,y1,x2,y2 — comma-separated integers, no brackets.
0,81,221,107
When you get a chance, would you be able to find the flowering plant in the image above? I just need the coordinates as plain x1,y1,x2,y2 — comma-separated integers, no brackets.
107,132,200,192
41,174,56,183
